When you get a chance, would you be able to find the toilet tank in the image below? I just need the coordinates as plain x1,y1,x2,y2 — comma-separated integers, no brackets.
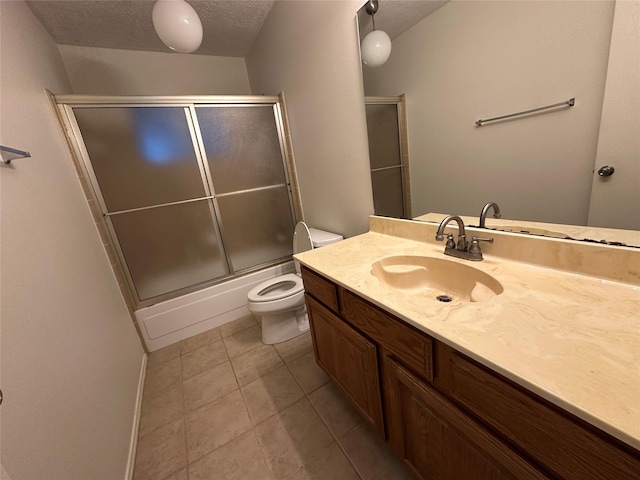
308,228,343,248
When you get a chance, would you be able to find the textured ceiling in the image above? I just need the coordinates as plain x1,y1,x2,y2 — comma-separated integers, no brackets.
25,0,276,57
357,0,449,41
25,0,448,58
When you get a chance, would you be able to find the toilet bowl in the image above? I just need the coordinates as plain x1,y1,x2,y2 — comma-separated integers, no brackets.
247,222,343,344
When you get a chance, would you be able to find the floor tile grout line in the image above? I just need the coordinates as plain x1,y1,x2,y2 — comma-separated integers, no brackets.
250,417,278,480
184,401,255,468
220,314,261,340
223,324,265,362
134,318,252,479
138,369,361,478
277,352,368,480
182,338,256,468
236,332,331,479
179,354,190,480
140,319,376,480
146,348,181,369
236,371,258,426
285,336,368,479
226,335,282,391
272,334,314,367
334,427,368,480
182,327,231,477
181,328,233,472
179,326,221,357
182,364,240,417
305,385,366,480
137,356,185,440
136,385,183,442
252,396,326,480
240,364,304,428
181,345,230,383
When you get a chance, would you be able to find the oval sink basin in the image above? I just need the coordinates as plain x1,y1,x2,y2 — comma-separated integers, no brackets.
371,255,503,303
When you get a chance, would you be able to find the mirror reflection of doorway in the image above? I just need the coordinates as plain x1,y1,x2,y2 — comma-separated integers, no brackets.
364,95,411,218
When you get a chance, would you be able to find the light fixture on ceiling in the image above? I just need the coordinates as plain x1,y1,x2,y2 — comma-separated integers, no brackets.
152,0,203,53
361,0,392,67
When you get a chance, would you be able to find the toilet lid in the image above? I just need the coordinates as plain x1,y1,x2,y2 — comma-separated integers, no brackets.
247,274,304,302
293,222,313,255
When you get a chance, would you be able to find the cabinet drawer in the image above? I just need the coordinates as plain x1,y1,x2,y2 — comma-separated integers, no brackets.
340,289,433,382
301,266,339,313
443,350,640,480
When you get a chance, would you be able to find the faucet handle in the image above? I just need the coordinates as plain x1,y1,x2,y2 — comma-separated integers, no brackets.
469,236,494,255
444,233,455,249
472,236,494,244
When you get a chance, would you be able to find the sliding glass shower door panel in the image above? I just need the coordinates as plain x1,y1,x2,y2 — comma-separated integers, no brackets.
74,107,207,212
365,103,402,170
109,200,228,301
195,106,288,193
371,168,405,218
365,101,409,218
216,186,294,271
195,105,294,272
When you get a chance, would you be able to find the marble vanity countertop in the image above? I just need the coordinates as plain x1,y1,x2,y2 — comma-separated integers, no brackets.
295,217,640,450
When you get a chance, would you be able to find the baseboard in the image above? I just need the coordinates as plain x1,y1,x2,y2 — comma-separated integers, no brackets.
125,353,148,480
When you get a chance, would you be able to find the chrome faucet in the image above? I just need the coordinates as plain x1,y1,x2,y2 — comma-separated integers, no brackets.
436,215,493,261
435,215,468,251
479,202,502,228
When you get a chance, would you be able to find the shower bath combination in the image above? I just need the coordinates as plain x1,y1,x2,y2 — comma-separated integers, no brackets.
55,94,304,350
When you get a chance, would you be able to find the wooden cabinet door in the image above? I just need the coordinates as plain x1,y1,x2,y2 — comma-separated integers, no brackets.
306,295,385,437
384,356,547,480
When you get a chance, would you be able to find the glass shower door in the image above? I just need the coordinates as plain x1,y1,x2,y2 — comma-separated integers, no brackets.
68,98,298,308
73,106,229,301
365,99,411,218
195,105,295,272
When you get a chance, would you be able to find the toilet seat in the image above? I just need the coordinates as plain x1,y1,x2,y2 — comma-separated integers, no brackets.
247,273,303,303
246,222,343,344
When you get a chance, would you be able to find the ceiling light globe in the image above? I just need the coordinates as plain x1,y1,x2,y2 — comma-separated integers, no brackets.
152,0,203,53
361,30,392,67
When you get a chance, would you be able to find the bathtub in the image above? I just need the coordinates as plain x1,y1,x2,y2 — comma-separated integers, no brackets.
135,262,295,351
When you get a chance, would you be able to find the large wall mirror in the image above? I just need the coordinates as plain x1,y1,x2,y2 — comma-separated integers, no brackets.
357,0,639,246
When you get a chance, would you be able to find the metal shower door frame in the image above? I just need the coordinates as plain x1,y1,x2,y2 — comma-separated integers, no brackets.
56,95,299,309
364,95,412,219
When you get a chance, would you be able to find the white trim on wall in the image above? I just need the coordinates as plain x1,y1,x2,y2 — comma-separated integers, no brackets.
125,354,147,480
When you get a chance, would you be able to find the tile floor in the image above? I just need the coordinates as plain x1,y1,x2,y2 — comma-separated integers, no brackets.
133,315,412,480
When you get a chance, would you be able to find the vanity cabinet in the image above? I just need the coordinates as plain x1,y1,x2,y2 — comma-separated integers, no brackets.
305,294,385,437
383,355,545,480
300,266,640,480
435,345,640,480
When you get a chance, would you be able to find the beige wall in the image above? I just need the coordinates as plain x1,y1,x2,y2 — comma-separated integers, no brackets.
364,1,614,225
0,2,144,479
246,0,373,238
59,45,251,95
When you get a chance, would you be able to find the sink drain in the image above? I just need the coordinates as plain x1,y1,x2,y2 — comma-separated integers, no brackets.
436,295,452,303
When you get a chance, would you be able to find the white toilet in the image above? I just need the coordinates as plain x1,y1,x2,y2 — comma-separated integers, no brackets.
247,222,343,345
